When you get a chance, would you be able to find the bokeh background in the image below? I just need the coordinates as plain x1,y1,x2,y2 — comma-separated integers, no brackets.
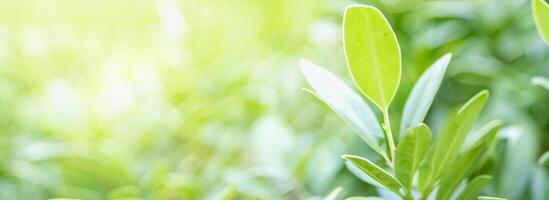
0,0,547,199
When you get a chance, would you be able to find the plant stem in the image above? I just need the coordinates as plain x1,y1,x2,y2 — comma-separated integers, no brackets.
381,153,393,169
382,108,396,164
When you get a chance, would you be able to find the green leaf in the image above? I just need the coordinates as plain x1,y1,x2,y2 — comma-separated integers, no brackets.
497,127,537,199
456,175,493,200
324,187,343,200
345,161,384,188
538,151,549,166
343,155,404,196
395,123,431,191
477,196,506,200
400,53,452,133
533,0,549,44
437,144,488,200
461,120,502,153
300,59,385,157
343,5,401,110
217,186,238,200
418,90,489,192
531,76,549,91
346,197,385,200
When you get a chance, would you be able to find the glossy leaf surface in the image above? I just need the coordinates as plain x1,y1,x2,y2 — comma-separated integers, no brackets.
343,5,401,110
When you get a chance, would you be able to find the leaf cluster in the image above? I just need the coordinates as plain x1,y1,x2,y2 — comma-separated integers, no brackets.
302,5,506,200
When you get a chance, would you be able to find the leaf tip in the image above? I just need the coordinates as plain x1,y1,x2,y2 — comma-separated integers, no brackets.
345,4,378,12
442,52,453,61
341,154,360,161
299,58,313,71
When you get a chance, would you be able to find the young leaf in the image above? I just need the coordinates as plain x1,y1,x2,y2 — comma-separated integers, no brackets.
419,90,489,192
437,144,488,200
343,155,404,196
300,60,386,157
343,5,401,110
456,175,493,200
399,53,452,134
461,120,502,153
533,0,549,44
395,123,432,191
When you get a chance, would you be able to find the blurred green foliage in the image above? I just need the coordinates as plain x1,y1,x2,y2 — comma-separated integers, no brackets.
0,0,546,199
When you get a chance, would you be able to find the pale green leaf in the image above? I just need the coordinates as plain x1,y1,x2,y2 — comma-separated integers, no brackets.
346,197,385,200
533,0,549,44
343,5,401,110
497,127,537,199
437,144,488,200
456,175,493,200
343,155,404,196
477,196,506,200
418,90,489,192
461,120,502,153
218,186,237,200
395,123,431,191
538,151,549,166
345,161,384,188
300,59,385,156
47,199,83,200
400,53,452,133
531,76,549,91
324,187,343,200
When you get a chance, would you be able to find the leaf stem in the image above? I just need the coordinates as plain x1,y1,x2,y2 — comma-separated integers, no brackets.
382,108,397,165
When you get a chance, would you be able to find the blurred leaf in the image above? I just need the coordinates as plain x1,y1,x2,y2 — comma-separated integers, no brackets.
531,76,549,91
300,59,385,157
343,5,401,110
345,197,385,200
477,196,506,200
107,185,141,199
530,166,547,200
538,151,549,166
497,126,538,200
400,53,452,133
419,90,489,192
394,123,431,191
456,175,493,200
47,199,83,200
324,187,343,200
342,155,404,196
461,120,502,153
533,0,549,43
437,144,488,200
